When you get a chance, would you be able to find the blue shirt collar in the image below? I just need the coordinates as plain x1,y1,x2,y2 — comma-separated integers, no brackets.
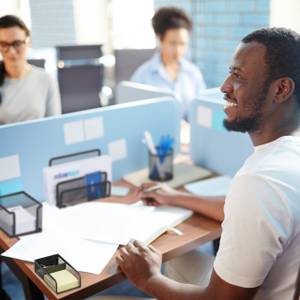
149,52,192,84
149,52,191,74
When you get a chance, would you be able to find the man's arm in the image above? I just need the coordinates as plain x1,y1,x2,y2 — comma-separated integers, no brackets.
138,185,225,222
146,271,258,300
117,241,259,300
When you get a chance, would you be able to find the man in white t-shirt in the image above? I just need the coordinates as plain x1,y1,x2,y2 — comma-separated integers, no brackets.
114,28,300,300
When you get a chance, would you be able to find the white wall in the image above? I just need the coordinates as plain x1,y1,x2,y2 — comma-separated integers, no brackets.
73,0,108,46
112,0,155,49
270,0,300,33
0,0,31,27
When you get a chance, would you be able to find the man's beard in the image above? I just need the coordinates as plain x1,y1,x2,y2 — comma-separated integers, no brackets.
223,83,269,133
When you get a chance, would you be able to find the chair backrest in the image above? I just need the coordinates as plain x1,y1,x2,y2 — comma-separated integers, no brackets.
28,59,46,69
56,44,103,60
114,48,155,84
56,45,104,113
293,265,300,300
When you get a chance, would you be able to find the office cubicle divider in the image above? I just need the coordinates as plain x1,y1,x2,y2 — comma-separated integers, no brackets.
0,97,180,202
189,88,253,177
28,59,46,69
115,81,173,104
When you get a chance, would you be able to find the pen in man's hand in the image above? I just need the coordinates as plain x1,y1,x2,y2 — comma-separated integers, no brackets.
142,184,162,194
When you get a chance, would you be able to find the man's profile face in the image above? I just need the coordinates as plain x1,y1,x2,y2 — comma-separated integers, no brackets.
221,42,271,133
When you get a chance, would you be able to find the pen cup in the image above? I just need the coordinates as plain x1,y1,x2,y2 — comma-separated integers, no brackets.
148,147,174,181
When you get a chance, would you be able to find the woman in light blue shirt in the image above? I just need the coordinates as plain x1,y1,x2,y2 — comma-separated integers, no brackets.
131,7,206,119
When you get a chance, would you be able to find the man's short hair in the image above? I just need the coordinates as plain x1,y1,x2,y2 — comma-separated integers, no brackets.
242,27,300,106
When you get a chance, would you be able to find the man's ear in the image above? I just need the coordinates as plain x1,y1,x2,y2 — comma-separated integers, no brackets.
272,77,295,104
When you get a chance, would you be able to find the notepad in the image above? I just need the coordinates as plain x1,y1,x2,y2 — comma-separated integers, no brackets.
44,269,79,293
124,162,212,188
184,175,232,196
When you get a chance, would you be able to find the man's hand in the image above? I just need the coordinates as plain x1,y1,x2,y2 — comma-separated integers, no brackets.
116,240,162,292
136,183,183,206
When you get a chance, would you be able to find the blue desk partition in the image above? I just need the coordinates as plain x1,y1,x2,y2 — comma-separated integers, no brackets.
0,97,180,201
189,88,253,177
115,81,173,104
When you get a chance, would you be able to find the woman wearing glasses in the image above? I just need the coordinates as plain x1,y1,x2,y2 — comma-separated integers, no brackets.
0,15,61,124
131,7,206,120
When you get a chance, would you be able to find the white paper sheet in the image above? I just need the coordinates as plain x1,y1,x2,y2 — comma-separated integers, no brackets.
2,201,193,274
54,202,154,245
3,231,118,274
84,117,104,141
184,175,232,196
43,155,112,205
7,206,36,234
197,106,212,128
0,155,21,181
108,139,127,162
64,120,84,145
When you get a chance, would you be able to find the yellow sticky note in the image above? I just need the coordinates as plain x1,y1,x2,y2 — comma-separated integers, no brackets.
44,269,79,293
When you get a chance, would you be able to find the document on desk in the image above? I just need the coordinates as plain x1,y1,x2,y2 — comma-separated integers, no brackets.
2,231,118,274
184,175,232,196
42,202,155,245
1,202,192,274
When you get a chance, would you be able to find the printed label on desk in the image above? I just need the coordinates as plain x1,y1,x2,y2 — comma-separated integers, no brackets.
84,117,104,141
108,139,128,162
64,121,85,145
197,106,212,128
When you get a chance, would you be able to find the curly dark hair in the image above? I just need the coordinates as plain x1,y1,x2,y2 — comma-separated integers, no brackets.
242,27,300,106
152,7,192,38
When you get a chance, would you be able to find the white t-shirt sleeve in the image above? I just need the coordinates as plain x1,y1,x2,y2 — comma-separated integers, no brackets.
214,174,291,288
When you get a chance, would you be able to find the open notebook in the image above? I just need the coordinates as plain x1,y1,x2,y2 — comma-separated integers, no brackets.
132,202,193,244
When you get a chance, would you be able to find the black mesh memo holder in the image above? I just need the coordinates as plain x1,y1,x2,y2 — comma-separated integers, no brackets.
56,172,111,208
35,254,81,294
49,149,101,166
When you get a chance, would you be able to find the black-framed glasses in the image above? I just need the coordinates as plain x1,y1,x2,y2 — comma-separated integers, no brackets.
0,39,28,52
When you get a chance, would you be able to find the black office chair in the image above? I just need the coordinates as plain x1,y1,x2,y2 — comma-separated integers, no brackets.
293,264,300,300
114,48,155,85
28,58,46,69
56,45,104,113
